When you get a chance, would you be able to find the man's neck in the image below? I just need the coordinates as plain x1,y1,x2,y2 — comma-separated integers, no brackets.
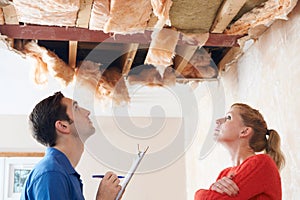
54,138,84,168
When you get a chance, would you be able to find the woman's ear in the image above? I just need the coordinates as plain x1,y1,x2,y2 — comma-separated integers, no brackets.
55,120,70,134
240,127,252,138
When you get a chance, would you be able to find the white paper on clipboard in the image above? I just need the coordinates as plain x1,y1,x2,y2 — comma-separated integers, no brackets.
115,145,149,200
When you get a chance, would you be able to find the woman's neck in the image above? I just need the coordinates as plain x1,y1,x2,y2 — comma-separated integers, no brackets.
226,143,255,166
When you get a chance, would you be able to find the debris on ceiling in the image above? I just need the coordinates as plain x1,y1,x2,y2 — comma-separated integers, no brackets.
0,0,298,104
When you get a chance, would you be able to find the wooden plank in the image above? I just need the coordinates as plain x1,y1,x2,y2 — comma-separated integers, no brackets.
78,42,124,51
76,0,93,28
178,32,242,47
0,8,4,25
174,45,198,73
121,43,139,76
218,46,241,71
210,0,247,33
0,25,242,47
69,40,78,68
2,4,18,24
0,152,45,157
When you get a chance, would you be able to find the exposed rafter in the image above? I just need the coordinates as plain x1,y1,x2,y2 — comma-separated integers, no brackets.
68,40,78,68
174,45,198,73
218,47,242,71
210,0,247,33
0,25,243,47
76,0,93,28
122,43,139,76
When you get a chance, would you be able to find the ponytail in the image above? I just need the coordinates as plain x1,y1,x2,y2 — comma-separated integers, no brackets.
266,129,285,171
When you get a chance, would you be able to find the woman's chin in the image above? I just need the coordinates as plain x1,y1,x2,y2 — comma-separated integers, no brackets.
213,133,219,141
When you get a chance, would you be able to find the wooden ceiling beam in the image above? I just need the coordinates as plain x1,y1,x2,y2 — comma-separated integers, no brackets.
69,40,78,68
0,25,243,47
174,45,198,73
76,0,93,28
218,46,241,71
122,43,139,76
210,0,247,33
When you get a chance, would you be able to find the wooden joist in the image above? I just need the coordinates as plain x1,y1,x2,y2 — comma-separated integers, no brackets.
69,40,78,68
174,45,198,73
122,43,139,76
218,46,241,71
76,0,93,28
210,0,247,33
0,25,242,47
0,8,4,25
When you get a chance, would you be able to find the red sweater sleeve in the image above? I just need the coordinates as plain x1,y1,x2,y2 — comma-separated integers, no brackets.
194,154,281,200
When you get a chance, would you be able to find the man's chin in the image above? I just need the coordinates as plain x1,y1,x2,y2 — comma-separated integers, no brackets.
89,127,96,137
80,128,96,143
86,127,96,137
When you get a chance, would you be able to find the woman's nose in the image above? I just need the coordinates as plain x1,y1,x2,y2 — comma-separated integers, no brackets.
216,118,224,125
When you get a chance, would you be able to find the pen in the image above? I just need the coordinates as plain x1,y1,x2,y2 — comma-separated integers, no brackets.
92,175,125,178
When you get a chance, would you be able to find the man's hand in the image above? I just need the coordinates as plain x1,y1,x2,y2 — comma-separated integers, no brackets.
96,171,122,200
211,176,239,197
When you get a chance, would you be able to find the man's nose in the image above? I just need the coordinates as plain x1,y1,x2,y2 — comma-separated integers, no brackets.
83,108,90,116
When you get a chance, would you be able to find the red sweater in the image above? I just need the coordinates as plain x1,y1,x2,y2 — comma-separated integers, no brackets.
195,154,281,200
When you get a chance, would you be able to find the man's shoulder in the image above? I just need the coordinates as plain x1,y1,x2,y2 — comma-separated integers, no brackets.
30,154,67,179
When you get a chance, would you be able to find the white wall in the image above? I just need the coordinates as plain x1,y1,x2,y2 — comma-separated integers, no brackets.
78,116,188,200
0,115,44,152
187,2,300,199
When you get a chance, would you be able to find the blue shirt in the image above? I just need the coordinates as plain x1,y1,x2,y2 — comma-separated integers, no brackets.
21,147,84,200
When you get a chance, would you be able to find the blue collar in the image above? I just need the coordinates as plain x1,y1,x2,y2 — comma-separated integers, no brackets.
45,147,79,176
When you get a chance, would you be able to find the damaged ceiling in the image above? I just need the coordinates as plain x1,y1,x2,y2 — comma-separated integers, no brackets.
0,0,298,103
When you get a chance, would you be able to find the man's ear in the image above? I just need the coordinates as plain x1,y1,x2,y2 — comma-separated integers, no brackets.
55,120,70,134
240,127,252,138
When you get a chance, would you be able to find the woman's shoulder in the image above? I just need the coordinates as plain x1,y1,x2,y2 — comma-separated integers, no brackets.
240,153,277,171
247,153,274,164
232,153,280,185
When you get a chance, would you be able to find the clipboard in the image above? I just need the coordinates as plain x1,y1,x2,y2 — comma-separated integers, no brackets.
115,145,149,200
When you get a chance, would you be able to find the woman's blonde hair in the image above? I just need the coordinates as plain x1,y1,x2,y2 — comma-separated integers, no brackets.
232,103,285,170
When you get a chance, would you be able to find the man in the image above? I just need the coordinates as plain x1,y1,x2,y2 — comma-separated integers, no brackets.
21,92,122,200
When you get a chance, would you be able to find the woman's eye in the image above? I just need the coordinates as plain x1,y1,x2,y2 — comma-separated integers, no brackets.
225,115,231,121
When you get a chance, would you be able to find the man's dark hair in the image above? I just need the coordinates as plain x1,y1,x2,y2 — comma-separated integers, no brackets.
29,92,72,147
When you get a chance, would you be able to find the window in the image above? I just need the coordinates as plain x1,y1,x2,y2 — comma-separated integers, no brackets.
0,157,41,200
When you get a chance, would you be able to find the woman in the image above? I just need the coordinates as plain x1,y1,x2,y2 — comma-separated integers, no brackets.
195,103,285,200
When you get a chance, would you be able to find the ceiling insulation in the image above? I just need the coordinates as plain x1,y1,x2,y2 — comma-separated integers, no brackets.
13,0,80,26
234,0,268,20
0,0,10,7
226,0,298,36
169,0,224,33
102,0,153,34
0,0,299,83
